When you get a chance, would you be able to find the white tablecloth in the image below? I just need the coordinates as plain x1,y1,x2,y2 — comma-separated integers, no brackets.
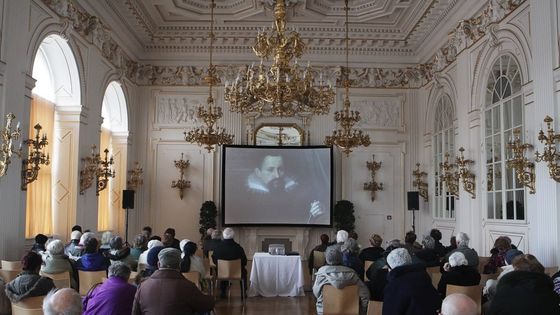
248,253,305,297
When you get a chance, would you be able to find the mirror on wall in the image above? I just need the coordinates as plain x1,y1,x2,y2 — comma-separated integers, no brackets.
254,124,304,146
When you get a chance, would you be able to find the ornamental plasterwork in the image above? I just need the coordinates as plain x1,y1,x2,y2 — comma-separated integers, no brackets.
155,95,203,127
350,97,404,131
40,0,526,89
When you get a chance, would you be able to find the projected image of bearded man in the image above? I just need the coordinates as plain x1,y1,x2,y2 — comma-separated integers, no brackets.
247,155,324,223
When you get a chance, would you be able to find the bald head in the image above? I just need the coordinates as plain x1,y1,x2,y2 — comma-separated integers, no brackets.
441,293,477,315
43,288,82,315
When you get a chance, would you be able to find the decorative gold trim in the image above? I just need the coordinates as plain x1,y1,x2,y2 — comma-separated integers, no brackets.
363,155,383,202
0,113,22,178
507,128,535,194
21,124,49,191
456,147,476,199
171,153,191,200
127,161,143,191
412,163,428,202
535,115,560,182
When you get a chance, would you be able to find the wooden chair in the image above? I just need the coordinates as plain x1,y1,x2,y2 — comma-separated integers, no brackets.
215,259,245,300
312,251,326,283
0,269,20,282
479,273,498,286
446,284,482,315
544,266,558,276
78,270,106,296
426,266,440,274
431,272,442,289
137,263,147,272
1,260,22,270
364,260,374,280
366,300,383,315
322,284,359,315
11,295,45,315
182,271,201,289
478,256,490,274
40,271,71,288
129,271,138,284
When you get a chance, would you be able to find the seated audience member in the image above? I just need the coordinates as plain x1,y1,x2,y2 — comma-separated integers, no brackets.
511,253,545,273
212,228,247,298
443,232,478,270
203,229,222,258
5,252,55,303
83,262,136,315
180,241,206,281
71,232,95,259
440,293,478,315
488,271,560,315
0,277,11,315
365,252,392,301
416,235,441,267
42,288,82,315
71,225,82,233
483,248,524,301
31,234,49,253
75,238,110,271
99,231,114,253
41,240,78,289
483,237,511,274
204,228,215,241
163,228,180,250
138,239,163,266
359,233,384,263
141,226,152,242
106,236,135,268
132,248,215,314
313,246,369,315
430,228,447,257
383,248,441,315
336,230,349,245
438,252,481,298
130,234,147,263
552,270,560,296
308,234,331,274
179,239,191,259
342,238,364,281
136,246,164,285
64,230,82,258
446,235,457,252
403,231,422,256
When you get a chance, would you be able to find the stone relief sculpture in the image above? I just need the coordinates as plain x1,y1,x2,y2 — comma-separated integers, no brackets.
156,96,202,126
351,98,403,130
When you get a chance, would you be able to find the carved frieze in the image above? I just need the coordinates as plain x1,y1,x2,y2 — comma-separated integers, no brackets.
155,95,204,127
350,96,404,131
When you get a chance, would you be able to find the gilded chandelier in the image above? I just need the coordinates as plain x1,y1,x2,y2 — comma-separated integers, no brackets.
535,115,560,182
324,0,370,155
224,0,335,117
184,0,233,152
507,128,535,194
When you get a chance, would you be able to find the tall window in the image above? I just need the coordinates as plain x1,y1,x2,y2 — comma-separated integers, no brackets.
433,94,455,219
484,54,524,221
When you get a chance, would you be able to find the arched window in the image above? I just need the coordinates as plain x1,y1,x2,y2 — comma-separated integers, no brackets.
433,94,455,219
98,81,128,232
484,54,524,221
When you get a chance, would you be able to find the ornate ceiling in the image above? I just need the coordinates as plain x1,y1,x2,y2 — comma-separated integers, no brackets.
99,0,465,63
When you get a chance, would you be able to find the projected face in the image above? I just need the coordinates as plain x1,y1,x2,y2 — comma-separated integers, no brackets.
255,155,285,190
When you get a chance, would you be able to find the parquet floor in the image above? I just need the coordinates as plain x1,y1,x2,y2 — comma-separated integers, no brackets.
213,291,317,315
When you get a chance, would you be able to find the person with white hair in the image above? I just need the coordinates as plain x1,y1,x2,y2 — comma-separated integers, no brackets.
336,230,349,243
138,239,164,266
212,227,248,298
440,293,478,315
313,246,369,315
100,231,114,253
383,248,441,315
416,235,441,267
132,248,215,314
83,262,136,315
438,252,481,298
43,288,82,315
41,240,78,289
443,232,479,269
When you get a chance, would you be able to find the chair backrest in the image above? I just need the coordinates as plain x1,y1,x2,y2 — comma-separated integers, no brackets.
478,256,490,274
426,266,440,274
313,251,326,269
0,269,20,282
544,266,558,276
129,271,138,284
366,300,383,315
322,284,359,315
1,260,22,270
40,271,71,288
137,263,147,272
182,271,201,289
479,273,498,286
208,251,216,268
78,270,106,296
431,272,442,289
11,295,45,315
446,284,482,315
216,259,242,280
364,260,374,280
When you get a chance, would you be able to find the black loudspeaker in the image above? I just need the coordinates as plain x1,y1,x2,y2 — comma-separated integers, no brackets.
407,191,419,210
122,190,135,209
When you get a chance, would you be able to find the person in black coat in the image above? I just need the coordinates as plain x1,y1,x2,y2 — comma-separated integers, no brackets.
383,248,441,315
203,229,222,258
212,228,247,298
416,235,441,267
430,229,447,257
438,251,481,298
359,233,384,263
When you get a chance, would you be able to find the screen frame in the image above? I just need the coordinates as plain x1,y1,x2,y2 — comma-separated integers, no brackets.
221,145,334,227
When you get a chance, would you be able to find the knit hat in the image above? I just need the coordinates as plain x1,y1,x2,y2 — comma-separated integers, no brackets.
147,246,164,267
505,249,523,264
147,240,163,250
70,230,82,240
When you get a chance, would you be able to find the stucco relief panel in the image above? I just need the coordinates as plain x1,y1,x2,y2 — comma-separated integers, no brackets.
154,93,207,129
349,96,405,131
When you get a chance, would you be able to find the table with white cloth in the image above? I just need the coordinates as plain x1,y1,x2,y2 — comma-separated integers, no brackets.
248,252,305,297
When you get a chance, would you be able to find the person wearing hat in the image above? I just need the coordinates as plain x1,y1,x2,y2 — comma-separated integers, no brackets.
138,239,163,267
135,245,165,285
65,230,82,258
31,234,49,254
483,248,524,309
132,248,215,315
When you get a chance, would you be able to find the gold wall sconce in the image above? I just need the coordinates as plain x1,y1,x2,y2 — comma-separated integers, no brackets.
412,163,428,202
439,153,459,198
21,123,49,190
0,113,22,177
79,145,115,195
507,128,535,194
127,161,143,191
535,115,560,182
171,153,191,200
363,155,383,202
455,147,476,199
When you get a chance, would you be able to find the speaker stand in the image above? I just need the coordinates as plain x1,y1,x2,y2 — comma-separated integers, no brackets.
411,209,417,234
125,207,130,244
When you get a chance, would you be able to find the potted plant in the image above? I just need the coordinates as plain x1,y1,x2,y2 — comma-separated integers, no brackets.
333,200,355,233
199,201,218,241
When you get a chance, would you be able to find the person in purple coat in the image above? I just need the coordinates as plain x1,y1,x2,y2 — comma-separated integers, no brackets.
75,238,110,271
83,262,137,315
